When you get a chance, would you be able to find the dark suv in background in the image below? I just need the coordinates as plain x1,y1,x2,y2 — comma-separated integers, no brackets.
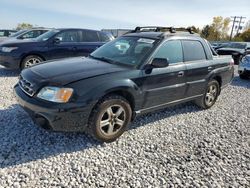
0,28,114,69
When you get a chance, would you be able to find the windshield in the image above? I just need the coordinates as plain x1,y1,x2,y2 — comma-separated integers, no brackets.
10,30,27,37
36,29,60,41
90,36,157,66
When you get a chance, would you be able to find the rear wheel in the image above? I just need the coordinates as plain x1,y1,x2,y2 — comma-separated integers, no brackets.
87,95,132,142
21,55,43,69
239,72,249,79
195,80,220,109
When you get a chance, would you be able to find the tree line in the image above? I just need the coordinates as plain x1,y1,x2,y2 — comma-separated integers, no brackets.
15,17,250,42
199,16,250,42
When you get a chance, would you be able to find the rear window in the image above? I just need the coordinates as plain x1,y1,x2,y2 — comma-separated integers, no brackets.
182,40,207,61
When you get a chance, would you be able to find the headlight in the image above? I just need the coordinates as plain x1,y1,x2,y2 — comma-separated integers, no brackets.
37,87,73,103
1,47,18,52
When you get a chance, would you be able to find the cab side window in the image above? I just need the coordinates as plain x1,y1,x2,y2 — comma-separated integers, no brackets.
182,40,207,61
153,40,183,64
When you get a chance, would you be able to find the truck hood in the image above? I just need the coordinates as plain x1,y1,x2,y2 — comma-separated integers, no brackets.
23,57,129,85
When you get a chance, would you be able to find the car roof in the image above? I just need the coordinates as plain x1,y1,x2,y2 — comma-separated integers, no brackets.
0,29,17,31
124,31,201,40
124,32,163,39
56,28,101,32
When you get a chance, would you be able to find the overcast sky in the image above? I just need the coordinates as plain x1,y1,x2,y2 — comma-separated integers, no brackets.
0,0,249,30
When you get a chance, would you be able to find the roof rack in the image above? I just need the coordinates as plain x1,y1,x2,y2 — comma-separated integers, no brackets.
130,26,194,34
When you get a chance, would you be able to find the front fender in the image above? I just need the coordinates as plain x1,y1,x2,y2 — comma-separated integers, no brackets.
69,78,142,108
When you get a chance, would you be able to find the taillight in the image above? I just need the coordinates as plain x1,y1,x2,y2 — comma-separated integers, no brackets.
230,58,234,66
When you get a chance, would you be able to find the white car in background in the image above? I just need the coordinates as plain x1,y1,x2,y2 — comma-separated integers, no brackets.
238,55,250,79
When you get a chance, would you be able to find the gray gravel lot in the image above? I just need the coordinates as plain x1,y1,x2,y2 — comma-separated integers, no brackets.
0,65,249,187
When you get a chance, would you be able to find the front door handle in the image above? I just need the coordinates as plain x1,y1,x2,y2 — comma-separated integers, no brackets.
177,71,184,77
72,47,77,50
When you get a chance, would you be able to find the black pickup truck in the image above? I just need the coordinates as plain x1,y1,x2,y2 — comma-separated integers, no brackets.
14,26,234,142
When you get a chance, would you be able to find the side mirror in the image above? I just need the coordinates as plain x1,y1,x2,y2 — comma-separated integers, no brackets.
151,58,169,68
53,37,61,44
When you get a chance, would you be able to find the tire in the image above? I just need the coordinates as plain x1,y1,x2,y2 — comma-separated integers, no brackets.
194,80,220,109
21,55,43,69
233,54,241,65
87,95,132,142
239,73,249,80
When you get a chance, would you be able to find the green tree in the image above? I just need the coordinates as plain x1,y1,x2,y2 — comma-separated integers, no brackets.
239,29,250,42
16,23,33,30
201,25,211,38
244,20,250,31
207,16,230,41
189,26,200,33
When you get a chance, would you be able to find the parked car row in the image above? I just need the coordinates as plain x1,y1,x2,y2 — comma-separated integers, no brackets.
0,29,17,41
12,26,235,142
210,41,250,65
0,28,114,69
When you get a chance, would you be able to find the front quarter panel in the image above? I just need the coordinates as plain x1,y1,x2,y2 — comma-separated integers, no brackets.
67,70,143,110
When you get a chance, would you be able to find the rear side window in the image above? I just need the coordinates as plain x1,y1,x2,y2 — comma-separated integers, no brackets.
182,40,207,61
55,30,81,42
82,30,99,42
99,32,112,42
153,40,183,64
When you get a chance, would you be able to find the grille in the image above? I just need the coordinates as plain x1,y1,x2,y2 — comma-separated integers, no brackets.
19,76,35,96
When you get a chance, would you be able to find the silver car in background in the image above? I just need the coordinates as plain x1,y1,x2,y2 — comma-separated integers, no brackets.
238,55,250,79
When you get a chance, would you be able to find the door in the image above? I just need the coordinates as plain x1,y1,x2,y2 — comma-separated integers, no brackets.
47,30,81,60
74,30,105,57
141,40,187,108
182,40,212,97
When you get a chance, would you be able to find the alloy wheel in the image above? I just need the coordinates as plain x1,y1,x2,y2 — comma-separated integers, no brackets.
24,58,41,68
205,84,217,106
99,105,126,136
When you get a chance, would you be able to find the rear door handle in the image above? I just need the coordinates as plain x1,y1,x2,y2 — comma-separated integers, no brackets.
72,47,77,50
177,71,184,77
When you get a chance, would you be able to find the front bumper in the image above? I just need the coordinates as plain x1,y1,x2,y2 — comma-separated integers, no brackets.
14,85,93,132
0,52,20,69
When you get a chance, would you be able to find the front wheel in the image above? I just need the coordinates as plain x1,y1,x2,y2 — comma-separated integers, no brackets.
195,80,220,109
21,55,43,69
87,95,132,142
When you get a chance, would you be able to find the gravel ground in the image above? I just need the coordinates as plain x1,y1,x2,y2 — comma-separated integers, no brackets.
0,65,249,187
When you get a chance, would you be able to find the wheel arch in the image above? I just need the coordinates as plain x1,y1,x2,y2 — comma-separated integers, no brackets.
211,75,222,88
88,85,138,122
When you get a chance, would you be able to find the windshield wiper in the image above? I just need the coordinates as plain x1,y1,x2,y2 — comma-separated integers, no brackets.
89,55,116,64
